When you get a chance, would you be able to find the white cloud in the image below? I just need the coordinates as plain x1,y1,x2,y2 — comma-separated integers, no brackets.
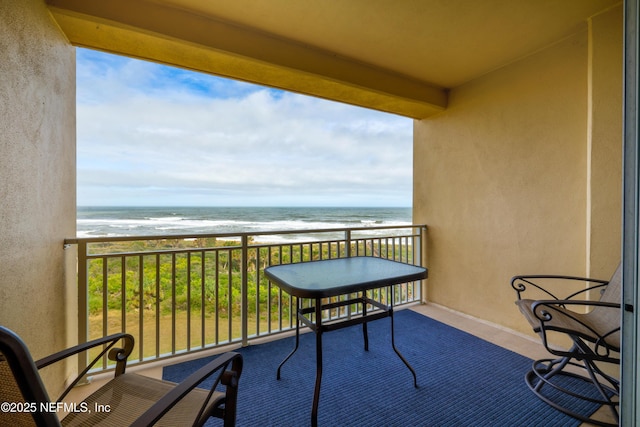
76,49,413,207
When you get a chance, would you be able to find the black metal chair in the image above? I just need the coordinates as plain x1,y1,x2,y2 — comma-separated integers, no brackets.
0,327,242,426
511,265,620,426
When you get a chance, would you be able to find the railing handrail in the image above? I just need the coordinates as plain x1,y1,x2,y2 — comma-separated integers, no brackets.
64,223,427,245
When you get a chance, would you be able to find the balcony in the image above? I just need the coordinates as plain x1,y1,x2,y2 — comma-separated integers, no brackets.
60,224,616,425
2,1,627,425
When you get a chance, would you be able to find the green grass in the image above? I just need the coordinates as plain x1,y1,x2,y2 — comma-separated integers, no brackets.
88,309,294,363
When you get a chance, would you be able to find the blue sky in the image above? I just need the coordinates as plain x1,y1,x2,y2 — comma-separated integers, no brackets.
76,48,413,207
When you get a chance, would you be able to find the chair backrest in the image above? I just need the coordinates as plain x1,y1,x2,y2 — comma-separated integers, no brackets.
589,264,622,350
0,327,61,427
599,263,622,305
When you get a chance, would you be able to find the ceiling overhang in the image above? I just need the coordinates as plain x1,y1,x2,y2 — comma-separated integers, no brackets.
47,0,447,118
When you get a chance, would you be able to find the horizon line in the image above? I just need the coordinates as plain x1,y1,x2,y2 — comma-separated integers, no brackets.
77,205,412,209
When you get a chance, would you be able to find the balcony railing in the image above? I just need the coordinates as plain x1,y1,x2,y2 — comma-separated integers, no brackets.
65,224,427,372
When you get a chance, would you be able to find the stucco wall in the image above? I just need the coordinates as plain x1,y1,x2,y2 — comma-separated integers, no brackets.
588,7,623,278
414,8,622,336
0,0,76,388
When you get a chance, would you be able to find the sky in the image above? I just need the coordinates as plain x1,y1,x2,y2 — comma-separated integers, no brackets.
76,48,413,207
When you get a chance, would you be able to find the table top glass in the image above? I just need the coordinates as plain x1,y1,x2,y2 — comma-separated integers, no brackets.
264,256,427,298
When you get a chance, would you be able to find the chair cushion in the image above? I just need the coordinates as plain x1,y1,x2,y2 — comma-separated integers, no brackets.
61,373,225,426
515,299,620,350
515,299,541,332
0,360,38,427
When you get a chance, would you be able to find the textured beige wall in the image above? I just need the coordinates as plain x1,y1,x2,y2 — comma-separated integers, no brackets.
0,0,76,388
588,6,623,278
414,12,622,336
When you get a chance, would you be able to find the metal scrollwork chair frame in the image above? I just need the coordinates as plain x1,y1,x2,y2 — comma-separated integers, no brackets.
511,265,620,427
0,327,243,426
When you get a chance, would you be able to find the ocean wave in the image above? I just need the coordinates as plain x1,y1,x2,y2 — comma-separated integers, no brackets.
76,207,412,238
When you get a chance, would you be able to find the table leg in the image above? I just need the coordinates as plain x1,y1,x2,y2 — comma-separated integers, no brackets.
362,292,369,351
389,287,418,388
277,297,301,380
311,298,323,427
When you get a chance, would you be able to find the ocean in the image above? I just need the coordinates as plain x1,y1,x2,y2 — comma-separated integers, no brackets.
77,206,412,238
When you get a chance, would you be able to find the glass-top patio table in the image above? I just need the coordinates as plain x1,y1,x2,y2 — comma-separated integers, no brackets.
264,256,428,426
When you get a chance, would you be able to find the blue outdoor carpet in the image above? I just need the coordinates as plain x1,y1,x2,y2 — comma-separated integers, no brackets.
163,309,603,426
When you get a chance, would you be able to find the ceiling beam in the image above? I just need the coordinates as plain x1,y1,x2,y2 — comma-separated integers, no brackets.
47,0,447,118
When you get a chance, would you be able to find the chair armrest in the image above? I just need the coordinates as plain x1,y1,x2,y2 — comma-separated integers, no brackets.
130,352,243,427
34,333,134,401
35,333,134,370
531,299,621,323
532,299,620,311
531,299,621,359
511,274,608,301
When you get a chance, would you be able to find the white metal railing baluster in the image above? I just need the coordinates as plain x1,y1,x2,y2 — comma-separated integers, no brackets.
200,251,205,351
241,236,249,347
214,250,219,345
171,253,176,354
155,253,160,358
77,241,89,374
138,255,144,361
